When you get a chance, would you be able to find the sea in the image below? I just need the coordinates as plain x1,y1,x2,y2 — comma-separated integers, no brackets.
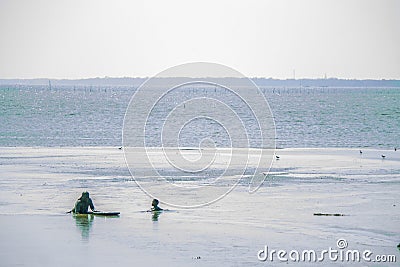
0,84,399,266
0,85,399,149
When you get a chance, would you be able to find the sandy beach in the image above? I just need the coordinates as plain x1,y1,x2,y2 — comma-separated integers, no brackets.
0,147,399,266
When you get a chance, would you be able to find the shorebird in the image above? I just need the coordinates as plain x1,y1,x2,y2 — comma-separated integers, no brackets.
359,150,362,154
118,147,122,150
275,155,280,160
381,155,386,159
395,147,397,151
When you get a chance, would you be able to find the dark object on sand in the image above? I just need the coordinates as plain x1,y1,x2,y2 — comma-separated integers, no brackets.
275,155,280,160
381,155,386,159
151,198,163,211
313,213,345,216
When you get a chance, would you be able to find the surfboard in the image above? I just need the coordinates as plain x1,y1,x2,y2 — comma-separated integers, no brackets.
73,211,120,216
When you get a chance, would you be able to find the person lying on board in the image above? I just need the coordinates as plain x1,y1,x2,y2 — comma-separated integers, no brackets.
151,198,163,211
68,191,97,214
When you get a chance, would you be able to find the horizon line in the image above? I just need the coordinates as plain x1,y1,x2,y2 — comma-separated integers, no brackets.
1,76,400,81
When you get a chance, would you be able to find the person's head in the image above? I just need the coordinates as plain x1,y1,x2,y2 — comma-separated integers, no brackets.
81,191,90,199
152,199,159,207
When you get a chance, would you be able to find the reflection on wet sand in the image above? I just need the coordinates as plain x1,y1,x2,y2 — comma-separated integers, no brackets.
73,214,94,241
152,211,162,222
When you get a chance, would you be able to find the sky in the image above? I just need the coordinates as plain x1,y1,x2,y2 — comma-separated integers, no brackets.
0,0,399,79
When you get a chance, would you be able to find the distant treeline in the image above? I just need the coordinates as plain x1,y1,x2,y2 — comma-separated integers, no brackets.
0,77,399,88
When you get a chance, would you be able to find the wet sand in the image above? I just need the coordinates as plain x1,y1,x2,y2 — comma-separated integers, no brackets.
0,147,399,266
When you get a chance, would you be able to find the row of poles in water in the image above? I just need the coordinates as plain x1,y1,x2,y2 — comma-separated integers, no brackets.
1,83,397,95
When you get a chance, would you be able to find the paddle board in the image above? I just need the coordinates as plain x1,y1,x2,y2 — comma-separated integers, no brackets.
73,211,120,216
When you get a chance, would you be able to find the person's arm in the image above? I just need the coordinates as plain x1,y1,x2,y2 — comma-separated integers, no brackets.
152,206,163,211
89,199,95,211
66,207,75,214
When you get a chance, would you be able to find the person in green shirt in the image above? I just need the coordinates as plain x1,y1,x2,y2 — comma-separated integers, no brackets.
69,192,96,214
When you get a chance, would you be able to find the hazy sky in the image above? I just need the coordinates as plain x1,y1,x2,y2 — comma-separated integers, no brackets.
0,0,399,79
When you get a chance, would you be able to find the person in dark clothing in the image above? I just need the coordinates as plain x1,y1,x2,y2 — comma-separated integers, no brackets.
151,198,163,211
70,192,96,214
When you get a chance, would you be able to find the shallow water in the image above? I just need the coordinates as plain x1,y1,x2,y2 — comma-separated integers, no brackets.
0,147,399,266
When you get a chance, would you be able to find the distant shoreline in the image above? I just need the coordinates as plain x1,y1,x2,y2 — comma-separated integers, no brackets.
0,77,399,88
